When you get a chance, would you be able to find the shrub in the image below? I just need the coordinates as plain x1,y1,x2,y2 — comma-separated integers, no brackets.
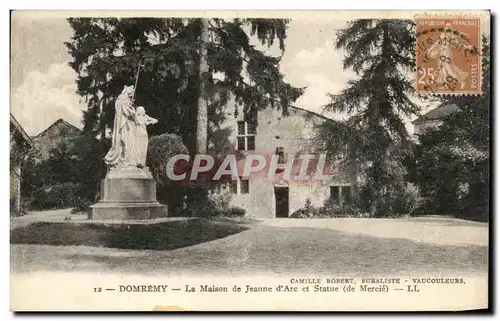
147,133,191,215
147,133,189,185
21,134,104,212
290,208,311,218
30,182,82,210
290,197,368,219
392,183,421,215
222,206,246,217
207,185,232,212
290,198,322,218
183,186,210,217
321,200,367,218
186,183,235,217
71,198,95,214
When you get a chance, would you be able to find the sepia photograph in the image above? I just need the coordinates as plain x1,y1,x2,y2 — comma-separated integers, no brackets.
9,10,490,311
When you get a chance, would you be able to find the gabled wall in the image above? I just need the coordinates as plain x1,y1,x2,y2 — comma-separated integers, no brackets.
414,120,443,136
31,119,82,162
208,100,354,218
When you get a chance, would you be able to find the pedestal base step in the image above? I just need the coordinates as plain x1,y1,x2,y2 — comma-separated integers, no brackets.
89,202,167,221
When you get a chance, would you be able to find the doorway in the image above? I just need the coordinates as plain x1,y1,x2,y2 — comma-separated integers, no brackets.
274,187,289,218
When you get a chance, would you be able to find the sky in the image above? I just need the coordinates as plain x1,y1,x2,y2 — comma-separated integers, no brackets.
11,15,413,136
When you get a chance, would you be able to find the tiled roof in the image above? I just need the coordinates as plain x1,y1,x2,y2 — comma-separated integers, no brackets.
10,113,33,146
412,104,459,125
32,118,82,139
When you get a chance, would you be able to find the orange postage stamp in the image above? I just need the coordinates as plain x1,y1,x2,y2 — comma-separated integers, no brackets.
415,15,481,95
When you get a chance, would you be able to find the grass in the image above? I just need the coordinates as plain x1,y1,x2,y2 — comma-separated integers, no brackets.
10,217,488,276
10,218,248,251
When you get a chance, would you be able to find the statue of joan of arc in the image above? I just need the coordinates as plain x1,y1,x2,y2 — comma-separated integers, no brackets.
104,85,139,168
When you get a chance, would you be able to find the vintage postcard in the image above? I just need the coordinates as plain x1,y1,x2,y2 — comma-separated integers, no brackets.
10,10,490,311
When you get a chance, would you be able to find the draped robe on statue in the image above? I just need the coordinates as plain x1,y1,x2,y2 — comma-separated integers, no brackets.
427,33,469,87
90,85,167,220
104,86,139,167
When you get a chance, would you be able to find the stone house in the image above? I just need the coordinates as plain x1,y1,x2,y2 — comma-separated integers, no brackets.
412,103,459,136
31,118,83,162
10,114,33,214
208,102,355,218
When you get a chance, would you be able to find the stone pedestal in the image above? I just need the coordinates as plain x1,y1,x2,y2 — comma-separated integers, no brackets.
89,166,167,220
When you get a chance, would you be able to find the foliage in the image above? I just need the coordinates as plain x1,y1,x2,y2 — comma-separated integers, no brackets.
180,183,237,217
30,182,82,210
290,197,370,219
290,198,321,218
145,133,192,215
319,19,420,217
384,182,421,216
65,18,303,215
147,133,189,184
66,18,304,152
221,206,246,217
321,198,366,218
21,134,103,211
207,184,233,214
10,124,32,166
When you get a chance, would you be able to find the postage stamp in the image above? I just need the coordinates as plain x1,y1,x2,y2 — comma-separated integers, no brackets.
415,15,482,95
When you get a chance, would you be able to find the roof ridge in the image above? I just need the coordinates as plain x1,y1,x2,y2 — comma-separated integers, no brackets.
412,103,459,124
10,113,33,145
288,105,335,122
33,118,82,138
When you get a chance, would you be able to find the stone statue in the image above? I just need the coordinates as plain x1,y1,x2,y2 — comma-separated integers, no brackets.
104,85,138,168
134,106,158,167
91,85,167,220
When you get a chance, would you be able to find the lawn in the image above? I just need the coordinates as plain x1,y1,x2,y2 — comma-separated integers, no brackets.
10,218,248,250
10,216,488,276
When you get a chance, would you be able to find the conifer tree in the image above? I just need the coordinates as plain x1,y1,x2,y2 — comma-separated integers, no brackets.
66,18,303,154
321,19,418,216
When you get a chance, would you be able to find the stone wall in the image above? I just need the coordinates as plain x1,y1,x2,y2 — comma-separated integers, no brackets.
208,100,354,218
414,119,443,136
31,119,82,162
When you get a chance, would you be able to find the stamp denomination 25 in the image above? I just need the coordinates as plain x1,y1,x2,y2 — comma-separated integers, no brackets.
415,16,481,95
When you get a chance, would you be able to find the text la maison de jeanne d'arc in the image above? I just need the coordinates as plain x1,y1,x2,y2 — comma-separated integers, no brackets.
94,277,466,295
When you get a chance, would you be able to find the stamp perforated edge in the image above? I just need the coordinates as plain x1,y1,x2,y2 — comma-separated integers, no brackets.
413,13,485,96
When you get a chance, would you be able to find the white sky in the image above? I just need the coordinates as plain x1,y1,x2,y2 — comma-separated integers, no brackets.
11,16,420,136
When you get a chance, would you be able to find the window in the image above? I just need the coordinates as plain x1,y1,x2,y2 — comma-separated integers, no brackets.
240,178,249,194
341,186,352,203
330,186,340,205
231,177,250,195
236,121,256,151
276,147,285,164
330,185,352,205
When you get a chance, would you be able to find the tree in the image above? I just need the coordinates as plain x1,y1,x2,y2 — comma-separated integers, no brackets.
147,133,189,186
415,37,490,221
21,134,103,211
66,18,303,214
196,18,209,153
65,18,303,154
146,133,190,215
321,19,419,217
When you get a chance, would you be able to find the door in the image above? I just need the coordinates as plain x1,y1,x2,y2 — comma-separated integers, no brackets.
274,187,289,218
